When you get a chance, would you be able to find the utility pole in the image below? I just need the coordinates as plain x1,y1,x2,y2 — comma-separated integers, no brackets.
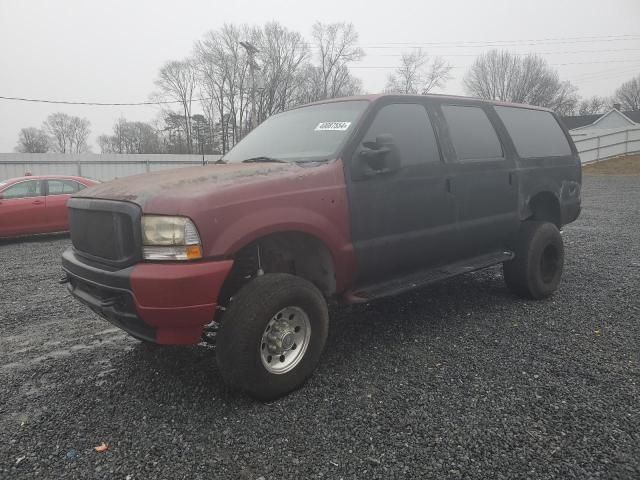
198,123,205,166
240,41,259,131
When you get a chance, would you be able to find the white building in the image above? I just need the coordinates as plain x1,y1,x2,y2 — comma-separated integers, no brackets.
561,106,640,163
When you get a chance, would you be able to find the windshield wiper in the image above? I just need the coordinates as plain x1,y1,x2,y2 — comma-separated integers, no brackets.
241,156,286,163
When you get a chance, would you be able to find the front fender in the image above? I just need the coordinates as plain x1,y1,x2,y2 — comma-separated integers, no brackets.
209,206,356,293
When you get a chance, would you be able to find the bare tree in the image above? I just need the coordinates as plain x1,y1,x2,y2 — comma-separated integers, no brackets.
385,49,452,94
196,22,312,151
218,24,254,144
194,24,255,151
463,50,579,114
613,74,640,111
191,21,368,152
97,134,117,154
44,113,71,153
256,22,310,119
577,96,610,115
68,116,91,153
98,118,163,154
312,22,364,99
154,59,197,153
194,31,229,152
42,113,91,153
552,81,580,116
15,127,49,153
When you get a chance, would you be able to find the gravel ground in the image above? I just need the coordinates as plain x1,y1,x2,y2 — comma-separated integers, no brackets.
1,175,639,480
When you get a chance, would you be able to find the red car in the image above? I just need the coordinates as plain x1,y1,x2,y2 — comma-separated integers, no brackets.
0,175,98,238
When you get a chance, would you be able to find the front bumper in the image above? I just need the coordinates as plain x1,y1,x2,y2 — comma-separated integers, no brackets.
62,248,233,344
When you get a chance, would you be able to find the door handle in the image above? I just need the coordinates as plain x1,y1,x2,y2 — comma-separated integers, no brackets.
445,177,452,194
32,200,44,205
508,171,515,185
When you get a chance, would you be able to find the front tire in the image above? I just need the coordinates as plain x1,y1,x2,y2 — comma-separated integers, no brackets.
216,273,329,401
503,221,564,299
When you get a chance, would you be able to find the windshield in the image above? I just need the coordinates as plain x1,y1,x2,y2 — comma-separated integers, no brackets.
223,100,368,163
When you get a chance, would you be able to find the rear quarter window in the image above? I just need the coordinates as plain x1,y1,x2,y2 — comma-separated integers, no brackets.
494,106,571,158
48,179,82,195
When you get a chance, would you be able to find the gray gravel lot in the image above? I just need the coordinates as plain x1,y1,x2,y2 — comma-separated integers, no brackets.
1,175,639,480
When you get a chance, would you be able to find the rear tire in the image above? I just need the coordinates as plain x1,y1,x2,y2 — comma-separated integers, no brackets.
216,273,329,401
503,221,564,299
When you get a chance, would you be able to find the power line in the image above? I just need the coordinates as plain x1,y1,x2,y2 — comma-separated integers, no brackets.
348,59,640,69
354,38,640,49
301,34,640,50
551,60,640,66
360,33,640,45
371,48,640,57
572,64,640,80
0,95,184,106
1,51,637,107
573,66,640,83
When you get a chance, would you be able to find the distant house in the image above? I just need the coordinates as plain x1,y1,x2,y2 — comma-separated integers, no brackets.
561,105,640,134
560,105,640,163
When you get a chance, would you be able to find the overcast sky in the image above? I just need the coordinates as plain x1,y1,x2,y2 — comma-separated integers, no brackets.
1,0,639,153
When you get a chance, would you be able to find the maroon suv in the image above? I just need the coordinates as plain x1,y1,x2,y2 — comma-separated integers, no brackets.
62,94,581,400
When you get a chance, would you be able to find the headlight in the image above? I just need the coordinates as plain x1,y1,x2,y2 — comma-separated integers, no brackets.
142,215,202,261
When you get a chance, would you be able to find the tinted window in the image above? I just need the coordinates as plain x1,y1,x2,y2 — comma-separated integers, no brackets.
223,101,368,163
494,106,571,158
47,179,81,195
362,103,440,165
2,180,42,199
442,105,503,160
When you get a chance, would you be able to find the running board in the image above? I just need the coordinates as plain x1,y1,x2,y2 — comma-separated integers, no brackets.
345,251,514,303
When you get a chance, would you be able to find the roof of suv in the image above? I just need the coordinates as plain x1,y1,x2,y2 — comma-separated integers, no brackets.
302,93,554,113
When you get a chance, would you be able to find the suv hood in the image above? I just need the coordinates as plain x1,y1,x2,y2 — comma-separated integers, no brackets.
75,162,300,207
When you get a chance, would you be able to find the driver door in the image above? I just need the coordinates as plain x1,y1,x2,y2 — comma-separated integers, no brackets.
347,101,458,284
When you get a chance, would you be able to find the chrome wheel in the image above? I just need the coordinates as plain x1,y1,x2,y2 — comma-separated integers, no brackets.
260,306,311,374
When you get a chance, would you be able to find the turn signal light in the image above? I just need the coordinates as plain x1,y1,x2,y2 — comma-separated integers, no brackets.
186,245,203,260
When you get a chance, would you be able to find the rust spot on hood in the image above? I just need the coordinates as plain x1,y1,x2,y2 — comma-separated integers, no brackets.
75,162,300,206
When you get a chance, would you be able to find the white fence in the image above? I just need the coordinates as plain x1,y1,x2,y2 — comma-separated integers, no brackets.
571,126,640,164
0,153,222,182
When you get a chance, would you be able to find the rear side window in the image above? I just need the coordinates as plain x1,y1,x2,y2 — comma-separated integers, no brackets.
441,105,503,160
47,179,82,195
363,103,440,165
494,106,571,158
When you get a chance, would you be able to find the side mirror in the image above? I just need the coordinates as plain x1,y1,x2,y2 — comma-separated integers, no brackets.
353,134,400,179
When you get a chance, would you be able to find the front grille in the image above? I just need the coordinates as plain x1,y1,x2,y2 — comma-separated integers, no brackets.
68,198,142,267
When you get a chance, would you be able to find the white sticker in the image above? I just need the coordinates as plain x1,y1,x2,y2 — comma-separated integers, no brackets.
315,121,351,131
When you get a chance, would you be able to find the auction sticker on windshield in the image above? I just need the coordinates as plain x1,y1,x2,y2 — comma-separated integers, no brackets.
315,121,351,131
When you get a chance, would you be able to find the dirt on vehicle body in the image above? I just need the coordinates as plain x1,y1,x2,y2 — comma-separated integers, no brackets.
62,94,581,400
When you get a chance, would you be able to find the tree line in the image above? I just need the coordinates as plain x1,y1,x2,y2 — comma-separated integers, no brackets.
151,21,366,155
14,21,640,154
16,113,91,153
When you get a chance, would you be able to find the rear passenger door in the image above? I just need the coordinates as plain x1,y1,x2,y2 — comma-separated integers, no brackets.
436,103,518,258
45,179,84,231
347,100,457,284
